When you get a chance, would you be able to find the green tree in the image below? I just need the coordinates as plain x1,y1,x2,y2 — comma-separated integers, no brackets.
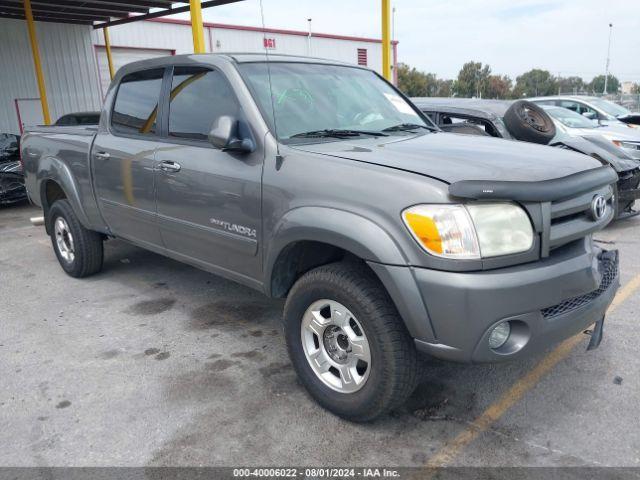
512,69,558,98
397,63,438,97
435,79,454,97
484,75,512,99
589,74,620,94
557,76,586,95
454,61,492,97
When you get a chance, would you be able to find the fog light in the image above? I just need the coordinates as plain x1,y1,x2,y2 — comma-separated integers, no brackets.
488,322,511,350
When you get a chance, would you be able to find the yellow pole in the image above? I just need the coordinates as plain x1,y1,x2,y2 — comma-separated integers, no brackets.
23,0,51,125
103,27,115,80
381,0,391,81
189,0,206,53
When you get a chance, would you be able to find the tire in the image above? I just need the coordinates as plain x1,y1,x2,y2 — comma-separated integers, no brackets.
504,100,556,145
284,261,418,422
48,199,103,278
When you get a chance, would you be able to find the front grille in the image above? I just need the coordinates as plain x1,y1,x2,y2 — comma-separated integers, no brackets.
547,184,613,252
541,257,618,319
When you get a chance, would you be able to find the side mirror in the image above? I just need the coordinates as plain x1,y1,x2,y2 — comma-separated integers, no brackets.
582,111,597,120
208,116,254,153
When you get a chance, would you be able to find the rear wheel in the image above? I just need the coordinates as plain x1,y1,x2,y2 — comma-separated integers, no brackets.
48,199,103,278
284,262,418,422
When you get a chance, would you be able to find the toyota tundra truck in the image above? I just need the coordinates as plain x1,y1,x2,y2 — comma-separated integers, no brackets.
21,54,620,421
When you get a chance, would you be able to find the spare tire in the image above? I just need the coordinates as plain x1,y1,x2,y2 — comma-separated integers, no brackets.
504,100,556,145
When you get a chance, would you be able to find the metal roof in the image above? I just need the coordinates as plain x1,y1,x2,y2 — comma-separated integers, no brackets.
0,0,242,26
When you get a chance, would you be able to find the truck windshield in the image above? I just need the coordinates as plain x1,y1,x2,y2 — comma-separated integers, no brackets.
239,62,433,143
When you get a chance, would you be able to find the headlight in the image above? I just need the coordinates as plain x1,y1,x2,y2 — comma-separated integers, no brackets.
612,140,640,151
402,203,533,259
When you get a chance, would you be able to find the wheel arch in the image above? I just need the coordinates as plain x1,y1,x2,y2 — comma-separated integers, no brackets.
264,207,408,298
37,157,92,234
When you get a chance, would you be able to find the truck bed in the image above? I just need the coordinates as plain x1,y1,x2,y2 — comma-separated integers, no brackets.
21,125,104,231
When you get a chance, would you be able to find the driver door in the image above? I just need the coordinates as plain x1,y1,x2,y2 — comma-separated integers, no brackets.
155,66,263,281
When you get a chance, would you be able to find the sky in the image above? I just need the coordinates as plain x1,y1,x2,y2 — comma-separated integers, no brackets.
172,0,640,83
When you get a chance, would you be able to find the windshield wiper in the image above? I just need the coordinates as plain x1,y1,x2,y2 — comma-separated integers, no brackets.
289,129,388,139
382,123,435,133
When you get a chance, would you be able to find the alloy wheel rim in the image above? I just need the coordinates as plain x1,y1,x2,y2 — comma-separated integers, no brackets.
300,299,371,393
54,217,75,263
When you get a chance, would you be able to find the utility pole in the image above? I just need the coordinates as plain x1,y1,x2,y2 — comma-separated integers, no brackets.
392,5,396,49
307,18,312,56
603,23,613,94
557,71,561,95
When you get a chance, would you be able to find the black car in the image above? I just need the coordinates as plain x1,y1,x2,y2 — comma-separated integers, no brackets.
412,97,640,218
54,111,100,126
0,133,27,206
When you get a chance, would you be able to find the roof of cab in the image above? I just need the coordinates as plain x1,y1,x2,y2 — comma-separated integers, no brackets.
115,52,361,78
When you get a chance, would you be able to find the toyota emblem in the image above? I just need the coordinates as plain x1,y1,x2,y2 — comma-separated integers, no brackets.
590,195,607,221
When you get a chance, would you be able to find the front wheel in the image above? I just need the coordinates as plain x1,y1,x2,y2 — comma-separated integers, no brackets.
48,199,103,278
284,262,418,422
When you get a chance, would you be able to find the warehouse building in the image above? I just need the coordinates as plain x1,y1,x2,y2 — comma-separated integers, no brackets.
1,13,398,135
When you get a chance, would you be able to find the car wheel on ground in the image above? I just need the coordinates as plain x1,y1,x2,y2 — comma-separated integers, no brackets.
504,100,556,144
48,199,103,278
283,261,418,422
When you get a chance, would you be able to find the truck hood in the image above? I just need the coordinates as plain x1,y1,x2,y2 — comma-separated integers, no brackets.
290,132,603,184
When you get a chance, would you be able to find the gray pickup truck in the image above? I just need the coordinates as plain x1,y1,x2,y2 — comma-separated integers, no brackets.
21,54,620,421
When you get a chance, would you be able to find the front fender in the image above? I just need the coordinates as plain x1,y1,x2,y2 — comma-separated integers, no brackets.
38,156,92,231
264,207,437,342
265,207,408,275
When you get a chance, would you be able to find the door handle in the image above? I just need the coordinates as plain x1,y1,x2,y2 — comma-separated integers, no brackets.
94,151,110,160
159,161,181,173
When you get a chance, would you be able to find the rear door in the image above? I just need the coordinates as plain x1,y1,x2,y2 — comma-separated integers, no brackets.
155,65,263,280
92,68,165,249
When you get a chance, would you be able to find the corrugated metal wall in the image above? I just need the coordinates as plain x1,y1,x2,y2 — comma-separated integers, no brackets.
91,20,194,55
211,28,384,73
92,20,386,75
0,18,102,134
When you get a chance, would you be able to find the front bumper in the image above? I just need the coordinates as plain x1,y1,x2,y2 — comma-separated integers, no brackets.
369,238,619,363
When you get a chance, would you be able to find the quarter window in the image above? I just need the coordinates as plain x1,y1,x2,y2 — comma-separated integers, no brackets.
168,67,239,141
111,69,164,135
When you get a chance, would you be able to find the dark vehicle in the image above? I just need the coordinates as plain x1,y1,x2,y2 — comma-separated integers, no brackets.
413,97,640,219
22,54,619,421
54,112,100,126
0,133,27,205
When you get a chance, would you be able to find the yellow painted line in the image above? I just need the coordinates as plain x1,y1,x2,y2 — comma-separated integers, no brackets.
426,273,640,468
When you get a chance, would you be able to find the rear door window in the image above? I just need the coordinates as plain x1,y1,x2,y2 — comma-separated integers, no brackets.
111,68,164,135
168,67,239,142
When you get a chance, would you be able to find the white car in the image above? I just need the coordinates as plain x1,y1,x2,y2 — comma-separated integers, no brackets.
540,105,640,161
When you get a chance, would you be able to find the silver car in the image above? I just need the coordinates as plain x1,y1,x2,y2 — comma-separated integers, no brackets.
530,95,640,127
541,105,640,160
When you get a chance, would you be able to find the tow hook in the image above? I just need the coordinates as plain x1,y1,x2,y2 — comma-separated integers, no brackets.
585,317,605,351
